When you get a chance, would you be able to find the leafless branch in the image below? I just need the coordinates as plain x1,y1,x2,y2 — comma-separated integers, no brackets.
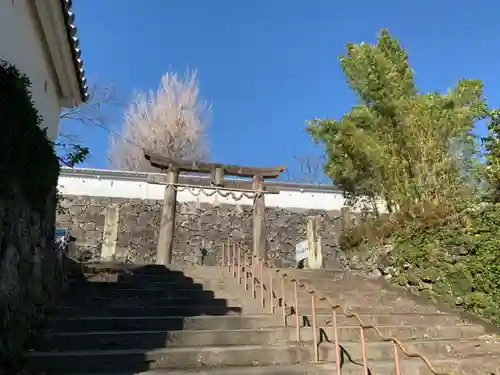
285,153,330,184
57,82,123,164
59,82,122,126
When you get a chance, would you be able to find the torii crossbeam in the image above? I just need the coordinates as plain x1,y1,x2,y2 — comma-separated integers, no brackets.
144,151,285,265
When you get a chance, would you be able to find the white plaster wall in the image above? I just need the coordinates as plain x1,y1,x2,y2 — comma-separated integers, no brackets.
57,168,387,213
58,175,347,210
0,0,61,141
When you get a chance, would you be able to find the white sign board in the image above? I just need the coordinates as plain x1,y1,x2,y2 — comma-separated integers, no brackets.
295,240,308,262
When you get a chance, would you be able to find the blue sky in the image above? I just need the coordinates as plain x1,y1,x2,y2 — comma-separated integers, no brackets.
67,0,498,178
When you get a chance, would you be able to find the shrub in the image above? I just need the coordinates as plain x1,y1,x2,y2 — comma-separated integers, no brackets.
340,203,500,325
0,60,61,371
0,59,59,210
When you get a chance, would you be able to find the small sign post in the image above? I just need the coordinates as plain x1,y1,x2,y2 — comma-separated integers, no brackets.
295,240,308,263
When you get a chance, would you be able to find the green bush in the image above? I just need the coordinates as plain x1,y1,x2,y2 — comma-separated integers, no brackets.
0,59,59,209
340,203,500,325
0,60,61,371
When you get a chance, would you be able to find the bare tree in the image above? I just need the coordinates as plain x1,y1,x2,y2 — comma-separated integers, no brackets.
285,153,330,184
108,70,210,172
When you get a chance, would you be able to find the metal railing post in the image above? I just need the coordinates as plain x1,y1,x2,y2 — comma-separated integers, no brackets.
232,242,236,278
333,310,341,375
221,243,225,267
360,327,369,375
251,255,256,299
260,258,264,308
216,240,452,375
294,281,300,341
281,275,286,326
269,270,274,313
311,293,319,362
394,342,402,375
226,238,231,272
244,252,248,291
237,244,241,283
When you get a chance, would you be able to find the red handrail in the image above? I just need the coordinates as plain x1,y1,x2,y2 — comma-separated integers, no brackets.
222,239,453,375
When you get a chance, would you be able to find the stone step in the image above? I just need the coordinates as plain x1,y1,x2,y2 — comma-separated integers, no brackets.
291,313,473,327
81,277,237,293
52,309,472,332
37,327,298,351
276,277,358,287
298,289,438,306
315,339,500,362
33,356,500,375
82,270,188,282
251,279,424,306
315,324,486,342
83,287,247,301
72,287,213,298
295,297,424,311
23,343,319,373
407,355,500,375
183,267,252,280
56,304,249,317
41,363,339,375
82,262,184,274
317,357,500,375
67,287,241,301
98,273,191,282
62,295,243,307
84,272,195,283
37,324,488,351
79,277,232,289
23,340,500,374
49,314,283,332
309,283,392,293
271,269,363,278
251,281,386,296
297,303,442,315
296,291,411,304
126,268,230,281
275,268,346,276
83,271,228,284
252,274,390,293
224,272,368,288
292,301,442,315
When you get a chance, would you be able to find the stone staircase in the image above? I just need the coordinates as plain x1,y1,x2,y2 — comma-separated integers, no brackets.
24,263,331,374
23,263,500,374
276,268,500,374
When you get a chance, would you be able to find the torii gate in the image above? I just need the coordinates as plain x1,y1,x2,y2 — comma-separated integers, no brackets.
144,151,285,265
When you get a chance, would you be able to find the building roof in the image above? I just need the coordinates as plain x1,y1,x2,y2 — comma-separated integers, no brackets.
59,0,88,102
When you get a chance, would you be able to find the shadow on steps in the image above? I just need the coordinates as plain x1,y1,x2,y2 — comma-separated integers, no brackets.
23,262,242,374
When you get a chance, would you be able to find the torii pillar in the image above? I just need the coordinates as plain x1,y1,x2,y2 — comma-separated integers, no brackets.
144,150,284,265
252,174,266,261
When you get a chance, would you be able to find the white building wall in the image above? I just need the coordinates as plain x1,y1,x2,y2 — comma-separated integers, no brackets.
58,168,387,213
0,0,61,141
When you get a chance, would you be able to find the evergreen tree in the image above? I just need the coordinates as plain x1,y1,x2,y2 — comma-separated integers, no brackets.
308,29,487,213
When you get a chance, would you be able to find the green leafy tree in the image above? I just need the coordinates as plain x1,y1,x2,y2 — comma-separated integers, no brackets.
308,29,487,213
482,109,500,202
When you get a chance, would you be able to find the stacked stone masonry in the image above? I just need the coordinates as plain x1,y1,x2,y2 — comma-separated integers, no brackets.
0,195,66,365
57,195,345,268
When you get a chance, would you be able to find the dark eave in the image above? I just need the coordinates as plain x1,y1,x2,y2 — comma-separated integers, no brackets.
58,0,88,102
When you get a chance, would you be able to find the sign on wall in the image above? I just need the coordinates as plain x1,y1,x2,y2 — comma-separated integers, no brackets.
295,240,308,262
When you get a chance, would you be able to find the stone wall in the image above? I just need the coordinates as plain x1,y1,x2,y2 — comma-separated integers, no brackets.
0,193,68,367
57,195,345,268
340,244,395,278
0,60,78,370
